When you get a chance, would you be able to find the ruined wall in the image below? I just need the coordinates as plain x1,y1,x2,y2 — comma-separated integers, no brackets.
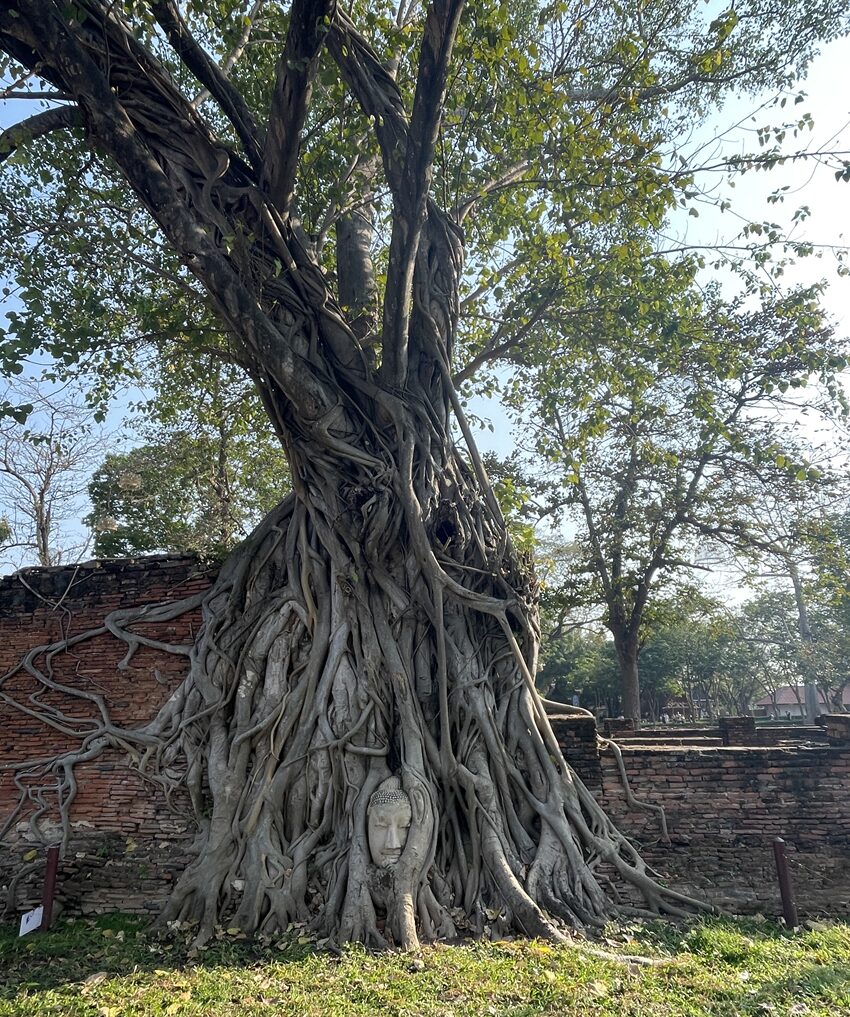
544,716,850,918
2,558,849,922
0,557,214,915
598,742,850,917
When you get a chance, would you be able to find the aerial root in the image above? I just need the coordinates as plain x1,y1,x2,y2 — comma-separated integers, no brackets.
1,490,712,945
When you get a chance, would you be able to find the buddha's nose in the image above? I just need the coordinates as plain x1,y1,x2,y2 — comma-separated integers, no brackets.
386,822,403,849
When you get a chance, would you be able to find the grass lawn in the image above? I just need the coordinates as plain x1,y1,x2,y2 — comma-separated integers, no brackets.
1,913,848,1016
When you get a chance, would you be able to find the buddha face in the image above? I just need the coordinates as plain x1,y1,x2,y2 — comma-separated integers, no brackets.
367,777,412,868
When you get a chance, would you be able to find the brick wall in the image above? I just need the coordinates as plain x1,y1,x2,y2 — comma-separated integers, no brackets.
2,559,849,922
548,716,601,787
547,714,850,917
0,557,215,915
596,742,850,917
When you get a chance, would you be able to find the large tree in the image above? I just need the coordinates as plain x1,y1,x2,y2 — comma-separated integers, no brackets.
517,291,845,721
0,0,846,949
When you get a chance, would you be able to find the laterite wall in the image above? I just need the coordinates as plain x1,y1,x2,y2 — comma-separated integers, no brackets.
598,742,850,916
548,720,850,919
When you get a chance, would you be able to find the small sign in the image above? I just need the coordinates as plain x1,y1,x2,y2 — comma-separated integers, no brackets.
19,905,43,937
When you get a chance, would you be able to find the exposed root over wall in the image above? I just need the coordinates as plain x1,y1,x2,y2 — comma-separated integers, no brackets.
2,491,709,951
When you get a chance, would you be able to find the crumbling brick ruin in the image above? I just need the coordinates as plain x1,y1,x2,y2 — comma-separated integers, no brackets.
2,558,848,919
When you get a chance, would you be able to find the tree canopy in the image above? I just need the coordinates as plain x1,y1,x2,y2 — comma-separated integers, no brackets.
1,0,847,403
516,288,847,718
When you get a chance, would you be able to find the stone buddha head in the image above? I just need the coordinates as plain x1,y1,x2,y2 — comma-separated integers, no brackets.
367,775,412,868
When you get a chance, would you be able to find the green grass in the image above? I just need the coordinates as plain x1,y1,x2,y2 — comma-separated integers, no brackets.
1,914,848,1016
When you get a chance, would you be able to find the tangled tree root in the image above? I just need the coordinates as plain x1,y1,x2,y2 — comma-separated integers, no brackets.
1,489,713,950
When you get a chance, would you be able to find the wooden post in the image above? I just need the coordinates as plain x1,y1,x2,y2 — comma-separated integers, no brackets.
772,837,798,929
39,845,60,932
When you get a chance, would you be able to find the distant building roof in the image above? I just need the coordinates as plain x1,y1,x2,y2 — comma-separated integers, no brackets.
755,685,850,707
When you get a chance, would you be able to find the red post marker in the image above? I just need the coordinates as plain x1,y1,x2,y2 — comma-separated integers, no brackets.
39,845,60,932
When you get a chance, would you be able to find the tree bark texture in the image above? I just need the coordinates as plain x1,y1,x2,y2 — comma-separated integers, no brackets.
0,0,704,947
612,633,642,725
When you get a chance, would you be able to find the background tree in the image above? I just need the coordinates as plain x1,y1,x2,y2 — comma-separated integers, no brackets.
0,514,12,554
733,591,809,712
519,291,846,722
806,509,850,708
539,591,789,721
537,630,620,714
0,379,107,568
0,0,847,950
735,578,850,714
718,491,850,708
538,586,760,720
87,359,290,558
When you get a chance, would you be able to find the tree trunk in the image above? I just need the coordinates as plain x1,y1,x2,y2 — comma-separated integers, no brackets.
145,391,687,948
789,560,820,708
788,561,814,644
129,435,700,948
613,633,642,724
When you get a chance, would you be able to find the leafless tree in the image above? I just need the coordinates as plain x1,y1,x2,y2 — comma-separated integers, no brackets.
0,380,107,569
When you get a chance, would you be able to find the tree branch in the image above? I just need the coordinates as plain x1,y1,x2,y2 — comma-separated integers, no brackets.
552,51,775,108
148,0,264,171
655,557,713,572
0,89,72,99
0,105,81,164
2,0,339,430
459,255,523,311
263,0,336,213
453,288,556,386
454,160,529,224
555,410,612,604
381,0,465,386
403,0,464,220
191,0,267,109
326,10,409,193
